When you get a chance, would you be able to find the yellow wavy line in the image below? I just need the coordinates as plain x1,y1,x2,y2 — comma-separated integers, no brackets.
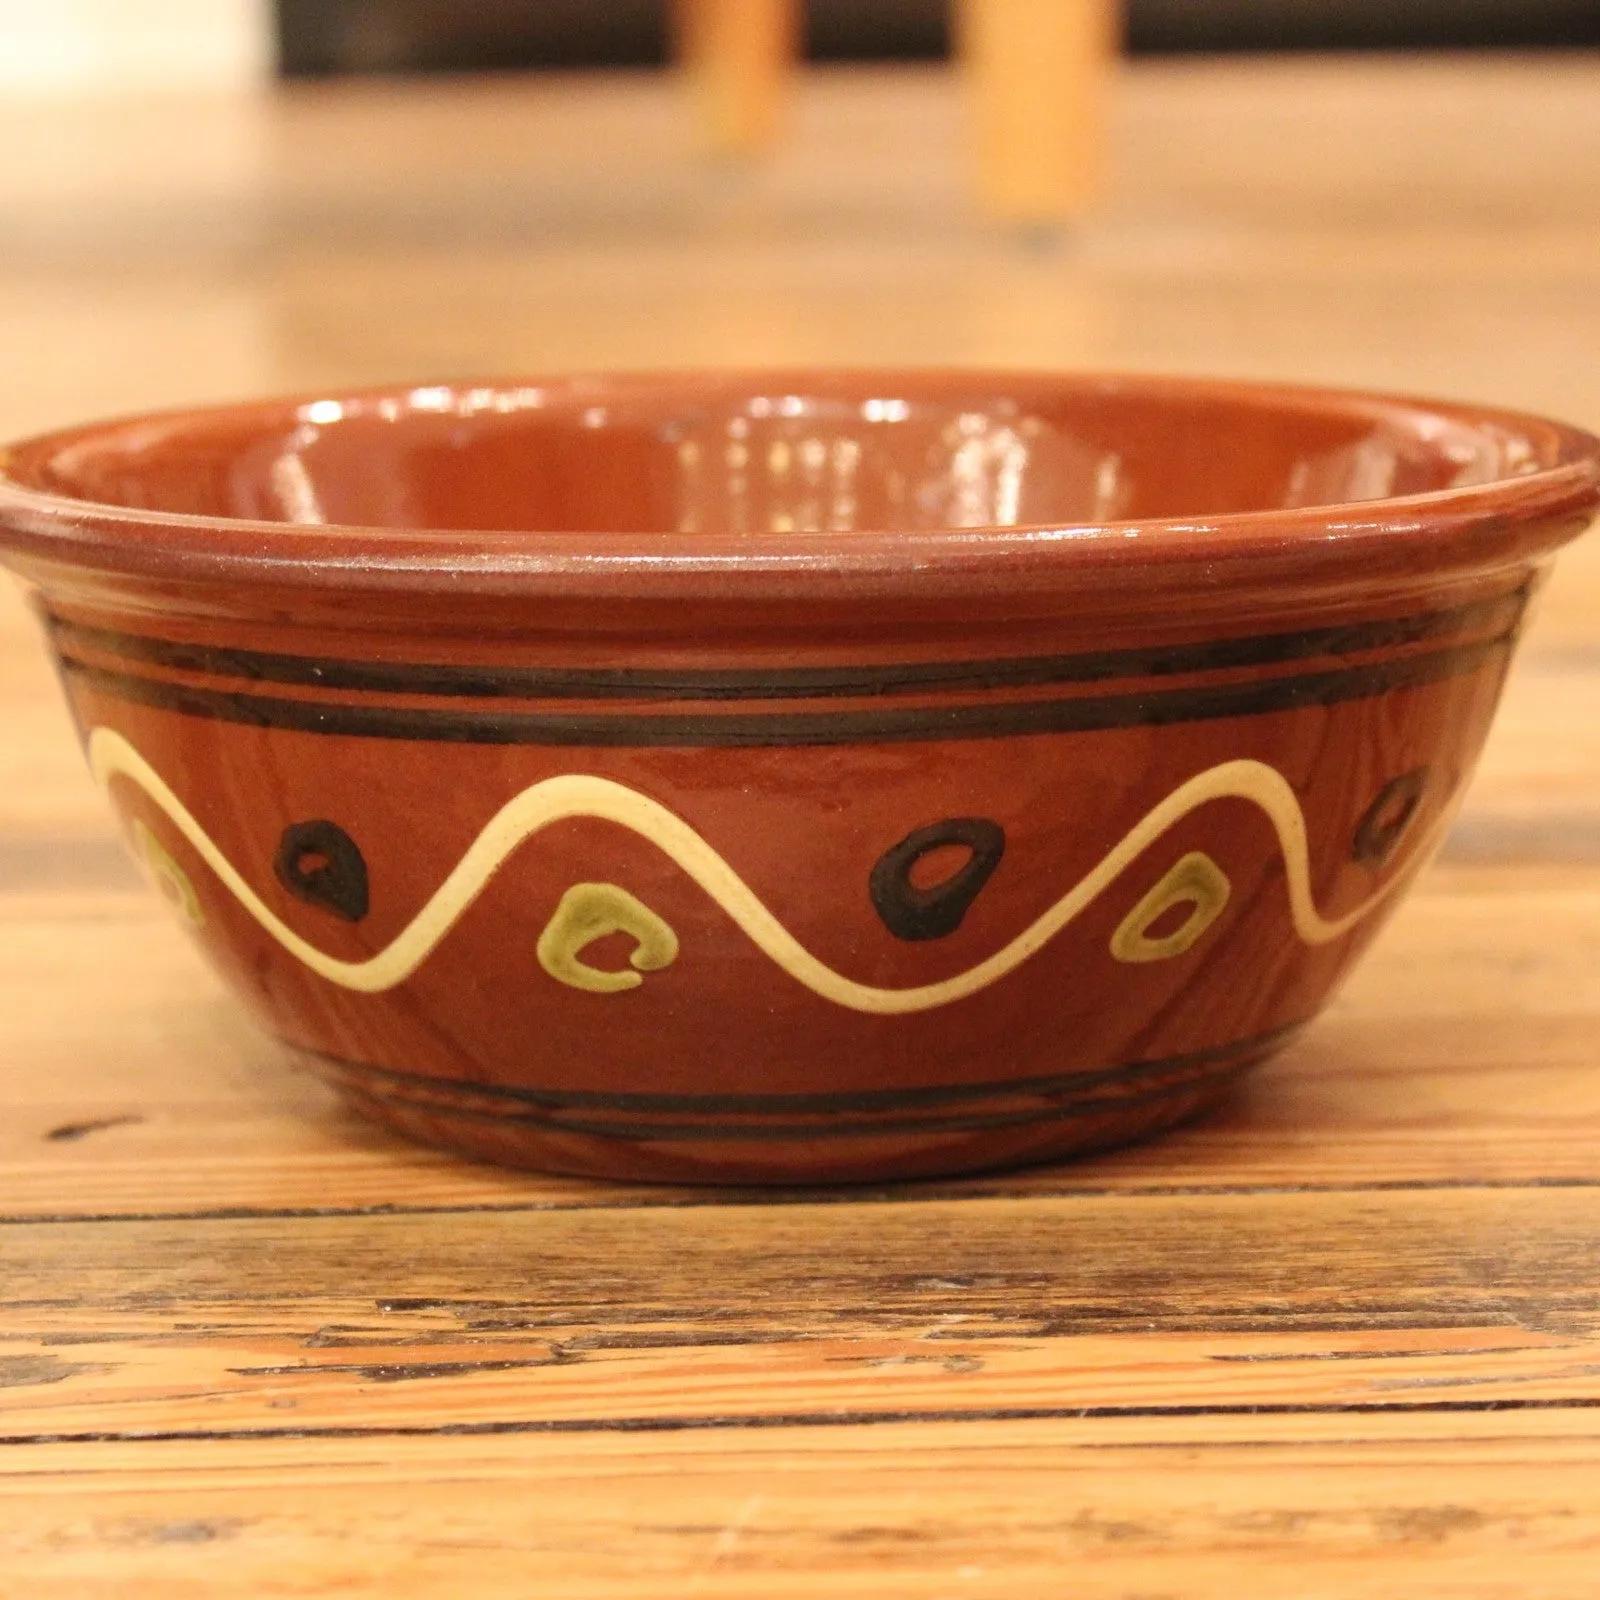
89,726,1427,1016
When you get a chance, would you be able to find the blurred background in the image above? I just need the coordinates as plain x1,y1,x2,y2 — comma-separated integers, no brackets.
4,3,1599,431
2,2,1599,843
273,1,1600,72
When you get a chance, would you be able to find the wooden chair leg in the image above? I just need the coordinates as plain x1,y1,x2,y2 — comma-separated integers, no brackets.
958,0,1117,224
675,0,801,157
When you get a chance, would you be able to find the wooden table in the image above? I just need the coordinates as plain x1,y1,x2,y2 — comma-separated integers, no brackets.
3,55,1600,1596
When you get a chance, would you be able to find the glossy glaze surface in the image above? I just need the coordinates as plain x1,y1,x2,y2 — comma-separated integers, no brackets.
2,372,1596,1182
8,374,1547,533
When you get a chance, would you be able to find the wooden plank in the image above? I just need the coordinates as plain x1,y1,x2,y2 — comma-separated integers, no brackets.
3,1417,1600,1597
0,584,110,840
1449,654,1600,854
3,1184,1599,1440
4,1323,1593,1444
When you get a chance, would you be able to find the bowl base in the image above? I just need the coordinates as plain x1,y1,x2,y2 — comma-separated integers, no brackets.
297,1041,1286,1186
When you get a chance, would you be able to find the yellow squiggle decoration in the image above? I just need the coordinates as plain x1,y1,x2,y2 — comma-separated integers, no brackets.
89,726,1430,1017
131,818,204,928
536,881,680,993
1110,850,1232,965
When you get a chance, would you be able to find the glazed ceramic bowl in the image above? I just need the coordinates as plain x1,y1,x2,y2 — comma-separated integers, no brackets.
2,372,1597,1184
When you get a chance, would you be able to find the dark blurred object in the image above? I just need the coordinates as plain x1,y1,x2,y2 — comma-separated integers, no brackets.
278,0,666,75
275,0,942,76
1128,0,1600,52
277,0,1600,75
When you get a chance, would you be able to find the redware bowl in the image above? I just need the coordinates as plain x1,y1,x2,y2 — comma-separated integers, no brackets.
1,371,1596,1184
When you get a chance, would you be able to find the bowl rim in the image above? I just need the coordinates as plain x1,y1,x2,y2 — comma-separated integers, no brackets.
2,369,1597,616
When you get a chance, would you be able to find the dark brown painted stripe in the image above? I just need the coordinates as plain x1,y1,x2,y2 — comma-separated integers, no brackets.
62,633,1514,747
303,1023,1300,1117
47,587,1527,702
326,1057,1253,1141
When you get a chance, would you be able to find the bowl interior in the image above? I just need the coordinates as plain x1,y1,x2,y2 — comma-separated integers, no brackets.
13,375,1557,538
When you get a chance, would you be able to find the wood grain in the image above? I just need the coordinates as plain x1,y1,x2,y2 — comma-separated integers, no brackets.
6,1424,1600,1600
5,1185,1600,1439
2,54,1600,1596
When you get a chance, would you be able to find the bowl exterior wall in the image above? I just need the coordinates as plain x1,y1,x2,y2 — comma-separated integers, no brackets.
42,574,1532,1182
